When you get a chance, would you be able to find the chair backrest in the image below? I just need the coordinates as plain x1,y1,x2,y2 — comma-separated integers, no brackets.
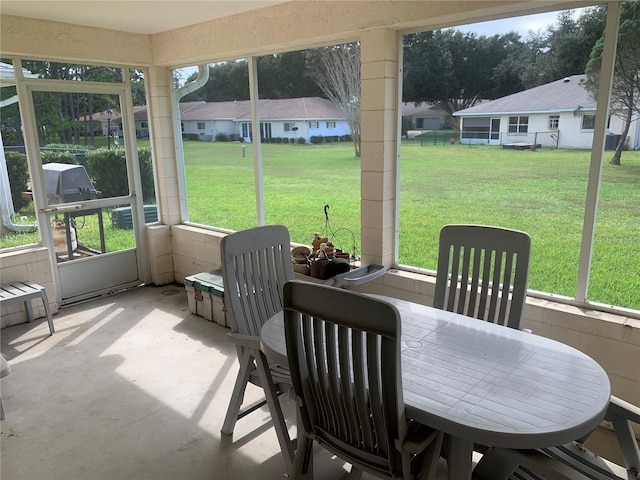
221,225,294,337
283,280,408,478
433,224,531,329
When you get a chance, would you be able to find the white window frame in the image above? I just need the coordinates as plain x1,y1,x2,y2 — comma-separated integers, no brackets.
508,116,528,133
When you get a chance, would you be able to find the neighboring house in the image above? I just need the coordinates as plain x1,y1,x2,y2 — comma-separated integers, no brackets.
106,97,350,142
402,102,454,131
453,75,640,150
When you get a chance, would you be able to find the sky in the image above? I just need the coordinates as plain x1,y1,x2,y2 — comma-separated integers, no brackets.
457,11,563,37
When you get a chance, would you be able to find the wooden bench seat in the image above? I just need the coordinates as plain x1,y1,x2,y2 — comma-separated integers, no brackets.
0,281,55,335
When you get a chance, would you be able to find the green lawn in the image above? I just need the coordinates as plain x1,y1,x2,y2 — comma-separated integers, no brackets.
2,139,638,310
183,140,640,310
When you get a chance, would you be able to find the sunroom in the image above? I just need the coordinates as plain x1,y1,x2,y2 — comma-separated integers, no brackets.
1,1,638,479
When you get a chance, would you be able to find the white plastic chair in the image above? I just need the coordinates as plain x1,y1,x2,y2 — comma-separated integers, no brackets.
433,224,531,329
283,280,444,480
219,225,295,468
472,396,640,480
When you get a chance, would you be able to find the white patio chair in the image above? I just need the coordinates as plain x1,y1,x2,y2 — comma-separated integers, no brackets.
433,224,531,329
283,280,444,480
472,396,640,480
219,225,295,468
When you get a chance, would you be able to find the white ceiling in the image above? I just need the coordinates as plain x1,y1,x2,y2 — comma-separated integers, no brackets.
1,1,290,35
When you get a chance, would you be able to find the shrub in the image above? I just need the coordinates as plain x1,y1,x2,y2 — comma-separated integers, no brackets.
324,136,333,143
275,137,283,144
215,132,230,142
41,150,77,165
296,137,307,144
341,134,352,142
310,136,323,144
5,151,31,212
332,135,340,142
85,147,155,203
185,133,199,141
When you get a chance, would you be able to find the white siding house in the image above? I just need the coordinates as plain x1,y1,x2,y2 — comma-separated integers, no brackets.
454,75,640,150
177,97,348,142
402,102,453,131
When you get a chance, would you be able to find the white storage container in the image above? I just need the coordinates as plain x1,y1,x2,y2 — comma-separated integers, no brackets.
184,270,226,327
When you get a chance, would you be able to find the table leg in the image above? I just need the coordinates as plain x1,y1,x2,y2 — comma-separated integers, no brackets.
446,436,474,480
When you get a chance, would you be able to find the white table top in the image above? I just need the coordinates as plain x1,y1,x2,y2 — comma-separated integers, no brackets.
260,294,611,451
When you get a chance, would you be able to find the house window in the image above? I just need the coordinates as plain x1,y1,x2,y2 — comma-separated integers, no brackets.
181,122,184,132
416,118,424,129
582,114,596,130
140,122,147,128
326,121,336,128
242,122,251,138
508,116,528,133
261,122,272,138
308,121,319,129
548,115,559,130
197,122,205,130
284,123,295,132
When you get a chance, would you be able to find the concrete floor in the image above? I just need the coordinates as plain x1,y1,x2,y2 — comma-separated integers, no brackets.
1,284,454,480
1,284,627,480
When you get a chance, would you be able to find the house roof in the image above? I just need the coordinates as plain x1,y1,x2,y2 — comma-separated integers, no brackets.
86,97,342,123
401,102,450,117
454,75,595,116
180,97,344,121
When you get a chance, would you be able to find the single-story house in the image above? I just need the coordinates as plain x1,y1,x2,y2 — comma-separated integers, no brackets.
453,74,640,149
99,97,350,142
402,102,453,131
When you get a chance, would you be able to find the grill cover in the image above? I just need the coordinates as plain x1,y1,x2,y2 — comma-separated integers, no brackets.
43,163,98,204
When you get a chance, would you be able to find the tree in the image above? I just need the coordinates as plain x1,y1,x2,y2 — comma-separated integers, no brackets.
584,1,640,165
521,7,606,88
403,30,531,115
257,51,323,99
312,43,361,157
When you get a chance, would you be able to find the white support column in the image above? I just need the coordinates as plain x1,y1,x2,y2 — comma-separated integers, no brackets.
147,66,182,226
359,27,400,267
576,2,621,302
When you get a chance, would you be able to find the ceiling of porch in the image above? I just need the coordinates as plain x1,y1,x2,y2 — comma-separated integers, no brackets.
0,0,291,35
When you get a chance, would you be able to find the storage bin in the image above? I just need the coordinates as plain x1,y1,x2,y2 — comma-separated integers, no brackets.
184,269,227,327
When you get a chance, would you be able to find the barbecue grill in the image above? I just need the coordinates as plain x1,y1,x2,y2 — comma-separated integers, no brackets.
42,163,98,204
42,163,105,259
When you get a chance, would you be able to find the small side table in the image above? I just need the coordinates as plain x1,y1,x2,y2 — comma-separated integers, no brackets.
0,281,55,335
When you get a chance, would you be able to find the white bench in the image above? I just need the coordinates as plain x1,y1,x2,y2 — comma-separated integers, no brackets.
0,281,55,335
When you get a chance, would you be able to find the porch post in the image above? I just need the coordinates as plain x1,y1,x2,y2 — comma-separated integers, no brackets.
360,27,400,268
147,66,182,226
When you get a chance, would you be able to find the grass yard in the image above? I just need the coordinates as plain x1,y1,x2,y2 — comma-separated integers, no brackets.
183,139,640,310
2,139,638,310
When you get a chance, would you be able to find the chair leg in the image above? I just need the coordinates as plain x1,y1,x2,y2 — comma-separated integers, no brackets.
254,349,295,469
291,433,313,479
39,289,55,335
420,432,444,480
22,298,34,322
221,349,254,435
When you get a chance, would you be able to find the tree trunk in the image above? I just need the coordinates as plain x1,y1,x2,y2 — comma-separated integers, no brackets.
609,106,633,165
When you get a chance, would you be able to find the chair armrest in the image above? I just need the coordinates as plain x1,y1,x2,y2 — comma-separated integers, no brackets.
606,395,640,476
607,395,640,425
328,264,386,288
226,332,261,350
